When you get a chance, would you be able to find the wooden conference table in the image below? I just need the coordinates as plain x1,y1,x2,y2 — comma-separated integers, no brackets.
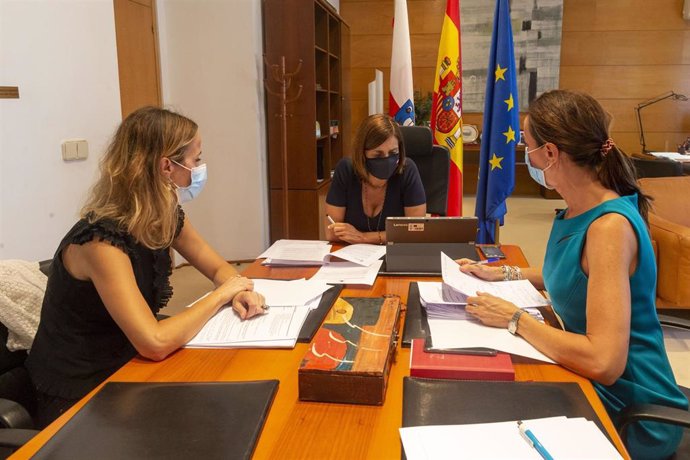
13,245,629,459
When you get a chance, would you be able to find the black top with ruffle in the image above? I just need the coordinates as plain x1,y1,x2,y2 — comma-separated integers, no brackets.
26,208,185,399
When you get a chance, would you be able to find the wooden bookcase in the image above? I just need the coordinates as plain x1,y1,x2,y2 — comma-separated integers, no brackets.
263,0,351,241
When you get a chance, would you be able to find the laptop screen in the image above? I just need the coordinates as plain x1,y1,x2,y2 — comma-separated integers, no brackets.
385,216,478,244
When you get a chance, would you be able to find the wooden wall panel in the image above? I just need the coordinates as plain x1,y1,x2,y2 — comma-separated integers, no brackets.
342,0,690,158
562,0,688,32
561,31,690,66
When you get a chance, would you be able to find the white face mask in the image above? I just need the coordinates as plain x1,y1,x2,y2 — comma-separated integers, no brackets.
524,145,554,190
172,160,207,203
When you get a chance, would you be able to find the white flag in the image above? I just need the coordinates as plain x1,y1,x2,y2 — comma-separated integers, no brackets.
389,0,415,126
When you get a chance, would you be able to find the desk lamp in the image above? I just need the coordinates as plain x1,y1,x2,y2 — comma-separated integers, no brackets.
635,91,688,153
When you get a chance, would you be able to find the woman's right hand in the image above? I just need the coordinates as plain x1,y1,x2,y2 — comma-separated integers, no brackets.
215,275,254,305
455,258,504,281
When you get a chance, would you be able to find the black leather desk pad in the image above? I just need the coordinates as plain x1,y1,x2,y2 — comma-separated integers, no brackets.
402,378,610,444
33,380,279,460
298,284,343,342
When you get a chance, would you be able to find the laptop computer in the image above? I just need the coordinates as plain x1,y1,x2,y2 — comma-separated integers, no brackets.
381,217,479,276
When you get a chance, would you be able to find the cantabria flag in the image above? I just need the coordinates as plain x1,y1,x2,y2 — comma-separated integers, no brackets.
388,0,415,126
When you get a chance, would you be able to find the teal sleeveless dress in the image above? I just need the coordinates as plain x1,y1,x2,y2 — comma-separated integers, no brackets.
543,193,688,460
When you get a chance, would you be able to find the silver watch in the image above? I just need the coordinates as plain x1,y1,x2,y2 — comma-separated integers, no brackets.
508,309,525,335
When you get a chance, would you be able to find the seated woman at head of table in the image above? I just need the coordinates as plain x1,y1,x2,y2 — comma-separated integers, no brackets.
325,113,426,245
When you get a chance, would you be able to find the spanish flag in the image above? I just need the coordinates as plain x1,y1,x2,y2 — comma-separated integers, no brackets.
430,0,463,216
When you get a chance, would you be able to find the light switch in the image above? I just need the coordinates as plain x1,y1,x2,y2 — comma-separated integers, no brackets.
61,139,87,161
76,140,88,159
61,141,78,161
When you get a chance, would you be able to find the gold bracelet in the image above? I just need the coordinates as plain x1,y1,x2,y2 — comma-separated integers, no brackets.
378,231,383,245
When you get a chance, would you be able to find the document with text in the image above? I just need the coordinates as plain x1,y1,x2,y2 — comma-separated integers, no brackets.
400,416,622,460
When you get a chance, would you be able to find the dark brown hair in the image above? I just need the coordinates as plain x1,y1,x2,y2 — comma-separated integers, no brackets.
527,90,651,222
351,114,406,181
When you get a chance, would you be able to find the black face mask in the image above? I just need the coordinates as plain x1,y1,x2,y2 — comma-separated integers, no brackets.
366,154,400,180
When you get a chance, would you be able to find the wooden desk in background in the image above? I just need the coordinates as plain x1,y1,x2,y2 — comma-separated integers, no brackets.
12,245,628,459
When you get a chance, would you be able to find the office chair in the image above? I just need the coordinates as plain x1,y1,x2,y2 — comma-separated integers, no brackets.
0,259,52,456
618,314,690,459
399,125,451,216
632,155,684,178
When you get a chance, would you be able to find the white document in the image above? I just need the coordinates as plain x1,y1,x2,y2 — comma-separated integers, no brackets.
253,278,331,308
257,239,329,259
400,416,622,460
650,151,690,162
311,260,383,286
328,244,386,266
184,293,321,348
427,317,554,363
441,252,549,308
259,239,332,265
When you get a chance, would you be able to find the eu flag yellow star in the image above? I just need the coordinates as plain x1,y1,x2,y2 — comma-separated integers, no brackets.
502,125,516,143
489,153,504,170
504,94,514,111
495,64,507,82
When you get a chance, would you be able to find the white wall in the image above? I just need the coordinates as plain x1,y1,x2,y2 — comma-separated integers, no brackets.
0,0,122,261
157,0,269,261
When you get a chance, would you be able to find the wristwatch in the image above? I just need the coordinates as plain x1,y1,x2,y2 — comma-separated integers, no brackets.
508,310,525,335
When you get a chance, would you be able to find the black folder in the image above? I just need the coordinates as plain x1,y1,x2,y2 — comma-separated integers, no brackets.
401,282,428,348
402,377,610,442
298,284,343,342
33,380,279,460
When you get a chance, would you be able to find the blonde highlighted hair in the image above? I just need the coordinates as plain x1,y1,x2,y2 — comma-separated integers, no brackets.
81,107,198,249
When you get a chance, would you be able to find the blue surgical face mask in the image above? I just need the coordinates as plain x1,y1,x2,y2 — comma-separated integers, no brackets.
366,154,400,180
524,145,554,190
173,161,207,203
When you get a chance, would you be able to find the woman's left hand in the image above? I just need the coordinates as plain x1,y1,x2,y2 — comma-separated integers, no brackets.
329,222,365,244
465,292,521,328
232,290,267,320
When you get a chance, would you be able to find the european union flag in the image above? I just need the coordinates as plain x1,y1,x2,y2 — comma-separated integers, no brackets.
475,0,519,244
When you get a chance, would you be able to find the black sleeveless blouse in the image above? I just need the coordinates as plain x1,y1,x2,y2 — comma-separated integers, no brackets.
26,208,184,399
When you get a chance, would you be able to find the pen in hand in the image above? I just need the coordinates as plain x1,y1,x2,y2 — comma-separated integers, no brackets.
517,421,554,460
327,215,336,225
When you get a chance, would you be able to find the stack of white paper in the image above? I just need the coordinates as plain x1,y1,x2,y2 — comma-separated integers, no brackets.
400,416,623,460
260,240,332,266
423,253,553,362
185,278,331,348
258,240,386,270
440,252,549,309
418,281,544,322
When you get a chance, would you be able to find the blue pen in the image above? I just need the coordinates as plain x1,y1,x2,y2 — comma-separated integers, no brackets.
517,421,554,460
475,257,500,265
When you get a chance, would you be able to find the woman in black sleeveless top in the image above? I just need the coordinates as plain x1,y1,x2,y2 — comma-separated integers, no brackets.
26,107,266,428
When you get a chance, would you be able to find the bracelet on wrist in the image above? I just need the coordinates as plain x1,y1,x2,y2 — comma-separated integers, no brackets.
378,231,383,245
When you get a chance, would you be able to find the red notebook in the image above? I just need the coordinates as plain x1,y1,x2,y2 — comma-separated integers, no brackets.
409,339,515,381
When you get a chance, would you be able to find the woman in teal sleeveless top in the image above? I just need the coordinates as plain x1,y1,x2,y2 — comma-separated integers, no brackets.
459,90,688,460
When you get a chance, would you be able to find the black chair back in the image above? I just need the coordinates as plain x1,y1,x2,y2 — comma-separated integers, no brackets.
400,126,450,216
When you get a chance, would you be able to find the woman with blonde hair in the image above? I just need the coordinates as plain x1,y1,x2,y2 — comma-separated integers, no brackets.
325,114,426,244
27,107,265,427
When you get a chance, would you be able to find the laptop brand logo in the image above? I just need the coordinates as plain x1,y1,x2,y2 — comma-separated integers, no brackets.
408,223,425,232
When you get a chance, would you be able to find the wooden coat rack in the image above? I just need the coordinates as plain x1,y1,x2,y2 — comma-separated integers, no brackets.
264,56,303,239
